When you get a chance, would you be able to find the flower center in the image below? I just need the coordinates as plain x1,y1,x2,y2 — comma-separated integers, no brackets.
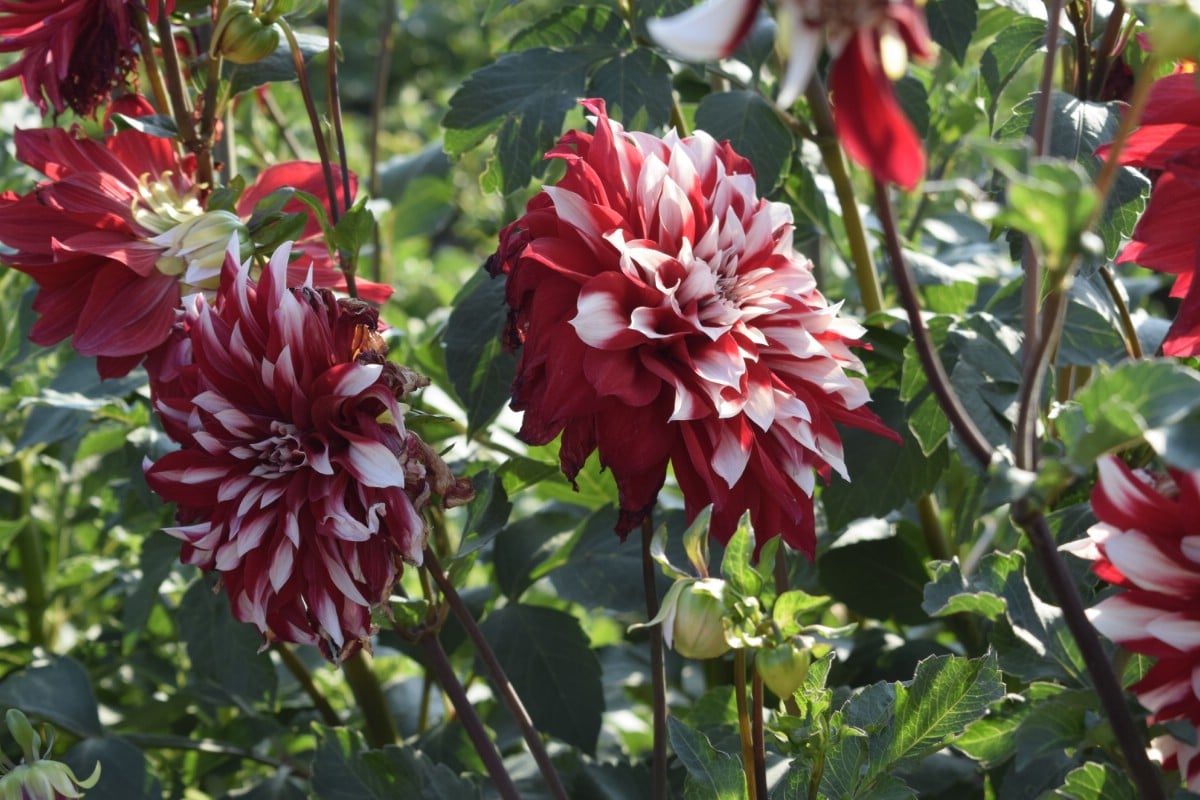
248,421,308,478
132,171,205,235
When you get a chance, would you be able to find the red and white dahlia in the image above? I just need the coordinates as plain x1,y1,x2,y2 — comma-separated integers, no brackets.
0,98,389,378
0,0,173,117
1067,454,1200,790
1097,71,1200,357
144,241,472,660
647,0,934,189
488,99,896,557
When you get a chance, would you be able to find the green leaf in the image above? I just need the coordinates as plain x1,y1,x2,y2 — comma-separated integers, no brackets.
1053,762,1138,800
879,654,1005,771
178,576,278,705
1057,274,1129,366
0,515,26,557
992,157,1099,272
443,48,597,193
981,16,1047,126
456,470,512,556
587,49,675,131
550,508,668,613
819,535,930,625
0,658,102,738
107,113,179,139
63,737,160,800
925,0,978,64
506,6,628,52
694,91,794,194
443,268,517,436
719,524,762,598
479,604,604,753
666,716,748,800
493,508,582,599
311,726,480,800
331,198,375,257
225,32,328,95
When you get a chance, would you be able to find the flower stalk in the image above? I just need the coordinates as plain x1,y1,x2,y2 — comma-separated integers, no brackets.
735,649,757,800
273,643,341,727
341,649,398,748
641,515,669,800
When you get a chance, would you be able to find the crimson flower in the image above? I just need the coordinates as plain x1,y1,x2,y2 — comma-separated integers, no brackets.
144,241,472,660
0,0,173,117
488,99,896,557
0,99,390,378
647,0,934,189
1067,455,1200,790
1097,72,1200,357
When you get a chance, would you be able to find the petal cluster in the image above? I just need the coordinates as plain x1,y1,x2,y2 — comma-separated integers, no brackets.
0,0,172,117
1070,455,1200,790
145,242,471,661
647,0,933,189
1098,72,1200,356
488,99,896,557
0,100,391,378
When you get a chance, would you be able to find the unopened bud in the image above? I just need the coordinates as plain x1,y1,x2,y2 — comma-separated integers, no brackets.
755,642,810,699
212,2,280,65
150,211,250,289
665,578,730,660
0,710,100,800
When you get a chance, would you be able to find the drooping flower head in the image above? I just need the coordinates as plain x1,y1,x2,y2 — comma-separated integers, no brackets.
648,0,934,189
1067,455,1200,790
0,709,100,800
144,241,472,661
0,0,173,117
1097,71,1200,357
488,99,897,557
0,97,390,378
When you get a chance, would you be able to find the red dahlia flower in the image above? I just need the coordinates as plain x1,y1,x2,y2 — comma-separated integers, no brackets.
0,0,173,117
1067,455,1200,790
1097,72,1200,357
648,0,934,189
144,241,472,661
488,99,897,557
0,100,390,378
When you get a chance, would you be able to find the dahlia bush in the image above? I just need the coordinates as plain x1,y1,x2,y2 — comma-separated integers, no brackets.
1,1,1200,799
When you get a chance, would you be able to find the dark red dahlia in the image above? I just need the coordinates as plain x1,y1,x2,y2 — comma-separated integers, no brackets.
488,99,897,557
144,241,472,660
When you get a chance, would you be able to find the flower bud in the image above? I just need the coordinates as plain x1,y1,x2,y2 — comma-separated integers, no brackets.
664,578,730,660
1146,2,1200,62
0,710,100,800
212,2,281,65
149,211,250,289
755,643,810,699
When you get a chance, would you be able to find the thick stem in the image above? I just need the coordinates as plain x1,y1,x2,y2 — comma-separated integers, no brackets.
14,456,46,649
423,548,569,800
1067,0,1091,98
278,18,340,227
272,643,340,727
735,650,758,800
133,9,172,118
324,0,358,300
1099,266,1143,359
804,77,885,315
1014,507,1166,800
1014,288,1069,470
750,667,767,799
1087,0,1126,99
874,181,994,467
417,635,522,800
197,0,226,187
341,649,398,748
641,514,669,800
154,1,208,183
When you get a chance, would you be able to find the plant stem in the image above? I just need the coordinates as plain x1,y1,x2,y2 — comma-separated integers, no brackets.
874,180,994,467
324,0,358,300
197,0,227,186
423,548,568,800
122,732,310,776
278,18,340,227
134,9,172,119
1012,506,1165,800
735,649,757,800
1087,0,1126,99
417,634,522,800
750,667,767,799
272,643,340,727
641,514,669,800
14,456,46,649
368,0,399,284
1099,266,1143,358
155,1,208,184
341,649,398,748
804,77,884,315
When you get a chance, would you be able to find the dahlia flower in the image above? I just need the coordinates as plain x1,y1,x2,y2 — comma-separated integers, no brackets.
144,241,472,660
488,99,896,557
0,97,389,378
0,0,172,117
647,0,934,189
1067,455,1200,790
1097,72,1200,357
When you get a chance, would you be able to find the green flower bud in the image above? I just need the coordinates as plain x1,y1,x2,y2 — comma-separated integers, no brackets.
212,2,281,65
149,210,250,289
664,578,730,660
755,643,810,699
0,711,100,800
1147,2,1200,62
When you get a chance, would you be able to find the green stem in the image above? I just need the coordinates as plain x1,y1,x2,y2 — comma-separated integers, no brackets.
750,665,767,799
1087,0,1126,99
415,634,522,800
272,643,340,727
367,0,399,284
1099,266,1143,359
735,650,757,800
14,455,46,649
341,649,398,748
804,76,884,315
423,548,569,800
641,514,669,800
122,732,309,776
198,0,227,188
133,8,172,119
155,1,208,184
278,18,340,227
324,0,358,300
